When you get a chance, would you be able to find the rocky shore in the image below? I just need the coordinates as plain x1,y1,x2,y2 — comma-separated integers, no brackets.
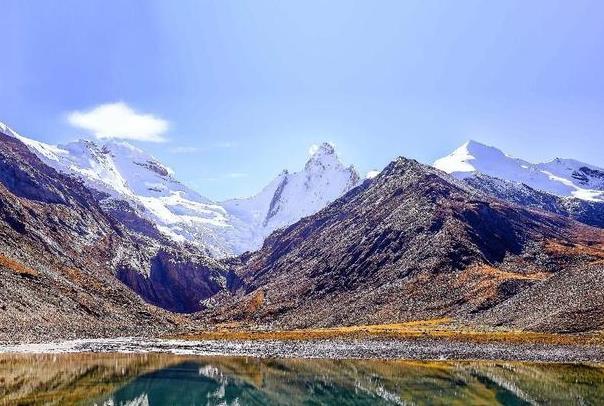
2,337,604,363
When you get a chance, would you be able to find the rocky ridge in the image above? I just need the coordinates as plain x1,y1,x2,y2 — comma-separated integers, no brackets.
0,128,233,342
205,157,604,331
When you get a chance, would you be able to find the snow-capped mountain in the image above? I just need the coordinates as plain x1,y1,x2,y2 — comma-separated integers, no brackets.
434,140,604,202
1,122,359,257
222,142,361,252
1,121,234,257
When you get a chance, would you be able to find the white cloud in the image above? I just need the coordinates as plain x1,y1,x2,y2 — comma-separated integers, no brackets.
366,170,380,179
67,102,168,142
308,142,336,156
308,144,319,156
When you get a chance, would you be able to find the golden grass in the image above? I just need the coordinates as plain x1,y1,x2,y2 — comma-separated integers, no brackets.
0,254,39,278
546,240,604,261
175,318,604,347
59,267,104,291
454,265,550,307
245,290,265,314
467,265,549,281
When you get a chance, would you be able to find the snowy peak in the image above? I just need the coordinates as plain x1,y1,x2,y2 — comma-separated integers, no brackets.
0,121,66,163
305,142,343,170
535,158,604,200
0,123,231,256
222,142,361,253
433,142,475,174
464,139,501,153
433,140,523,176
462,140,516,164
0,122,175,199
310,141,336,156
434,141,604,201
42,137,188,201
305,142,359,185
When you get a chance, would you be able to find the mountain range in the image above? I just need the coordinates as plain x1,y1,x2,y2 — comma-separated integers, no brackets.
207,157,604,331
434,140,604,202
434,140,604,229
2,122,360,258
0,122,603,341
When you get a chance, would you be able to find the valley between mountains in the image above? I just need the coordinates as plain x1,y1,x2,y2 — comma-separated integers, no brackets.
1,122,603,354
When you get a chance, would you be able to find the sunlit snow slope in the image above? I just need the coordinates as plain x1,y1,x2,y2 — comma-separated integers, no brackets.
1,122,232,256
223,143,361,252
434,140,604,202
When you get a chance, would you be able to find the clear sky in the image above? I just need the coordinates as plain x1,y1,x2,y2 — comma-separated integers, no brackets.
2,0,603,200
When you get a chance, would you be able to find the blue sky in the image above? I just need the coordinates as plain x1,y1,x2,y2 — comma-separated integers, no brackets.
2,0,603,200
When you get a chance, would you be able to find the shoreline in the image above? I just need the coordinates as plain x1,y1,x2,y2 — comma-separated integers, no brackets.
1,336,604,363
174,319,604,347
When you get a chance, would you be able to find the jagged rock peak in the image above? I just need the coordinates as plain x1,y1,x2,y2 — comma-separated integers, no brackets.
310,142,336,156
222,141,361,254
381,156,424,175
304,142,342,170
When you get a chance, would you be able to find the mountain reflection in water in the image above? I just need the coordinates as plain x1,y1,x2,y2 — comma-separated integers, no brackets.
1,353,604,405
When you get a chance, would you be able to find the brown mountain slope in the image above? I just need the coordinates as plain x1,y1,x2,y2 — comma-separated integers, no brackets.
471,262,604,333
206,157,604,330
0,131,230,342
464,172,604,229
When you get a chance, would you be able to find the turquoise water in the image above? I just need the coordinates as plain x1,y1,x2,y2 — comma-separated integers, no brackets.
1,353,603,405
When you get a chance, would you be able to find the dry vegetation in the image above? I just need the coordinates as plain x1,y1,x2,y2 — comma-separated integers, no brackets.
546,240,604,263
176,318,604,346
0,254,39,278
245,289,265,314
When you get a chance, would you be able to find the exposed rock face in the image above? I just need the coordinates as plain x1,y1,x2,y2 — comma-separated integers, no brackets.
117,250,240,313
208,157,604,330
0,131,229,342
464,173,604,228
2,120,604,338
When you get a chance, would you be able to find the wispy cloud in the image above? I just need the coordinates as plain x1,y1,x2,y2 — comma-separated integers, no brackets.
169,141,239,154
67,102,168,142
169,146,201,154
225,172,248,178
215,141,238,149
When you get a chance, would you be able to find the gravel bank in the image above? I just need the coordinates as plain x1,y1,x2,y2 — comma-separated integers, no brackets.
1,337,603,363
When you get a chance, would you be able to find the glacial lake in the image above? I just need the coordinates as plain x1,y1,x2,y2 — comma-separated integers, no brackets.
1,353,604,405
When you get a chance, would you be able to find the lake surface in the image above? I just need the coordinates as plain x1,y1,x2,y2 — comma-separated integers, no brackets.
1,353,604,405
